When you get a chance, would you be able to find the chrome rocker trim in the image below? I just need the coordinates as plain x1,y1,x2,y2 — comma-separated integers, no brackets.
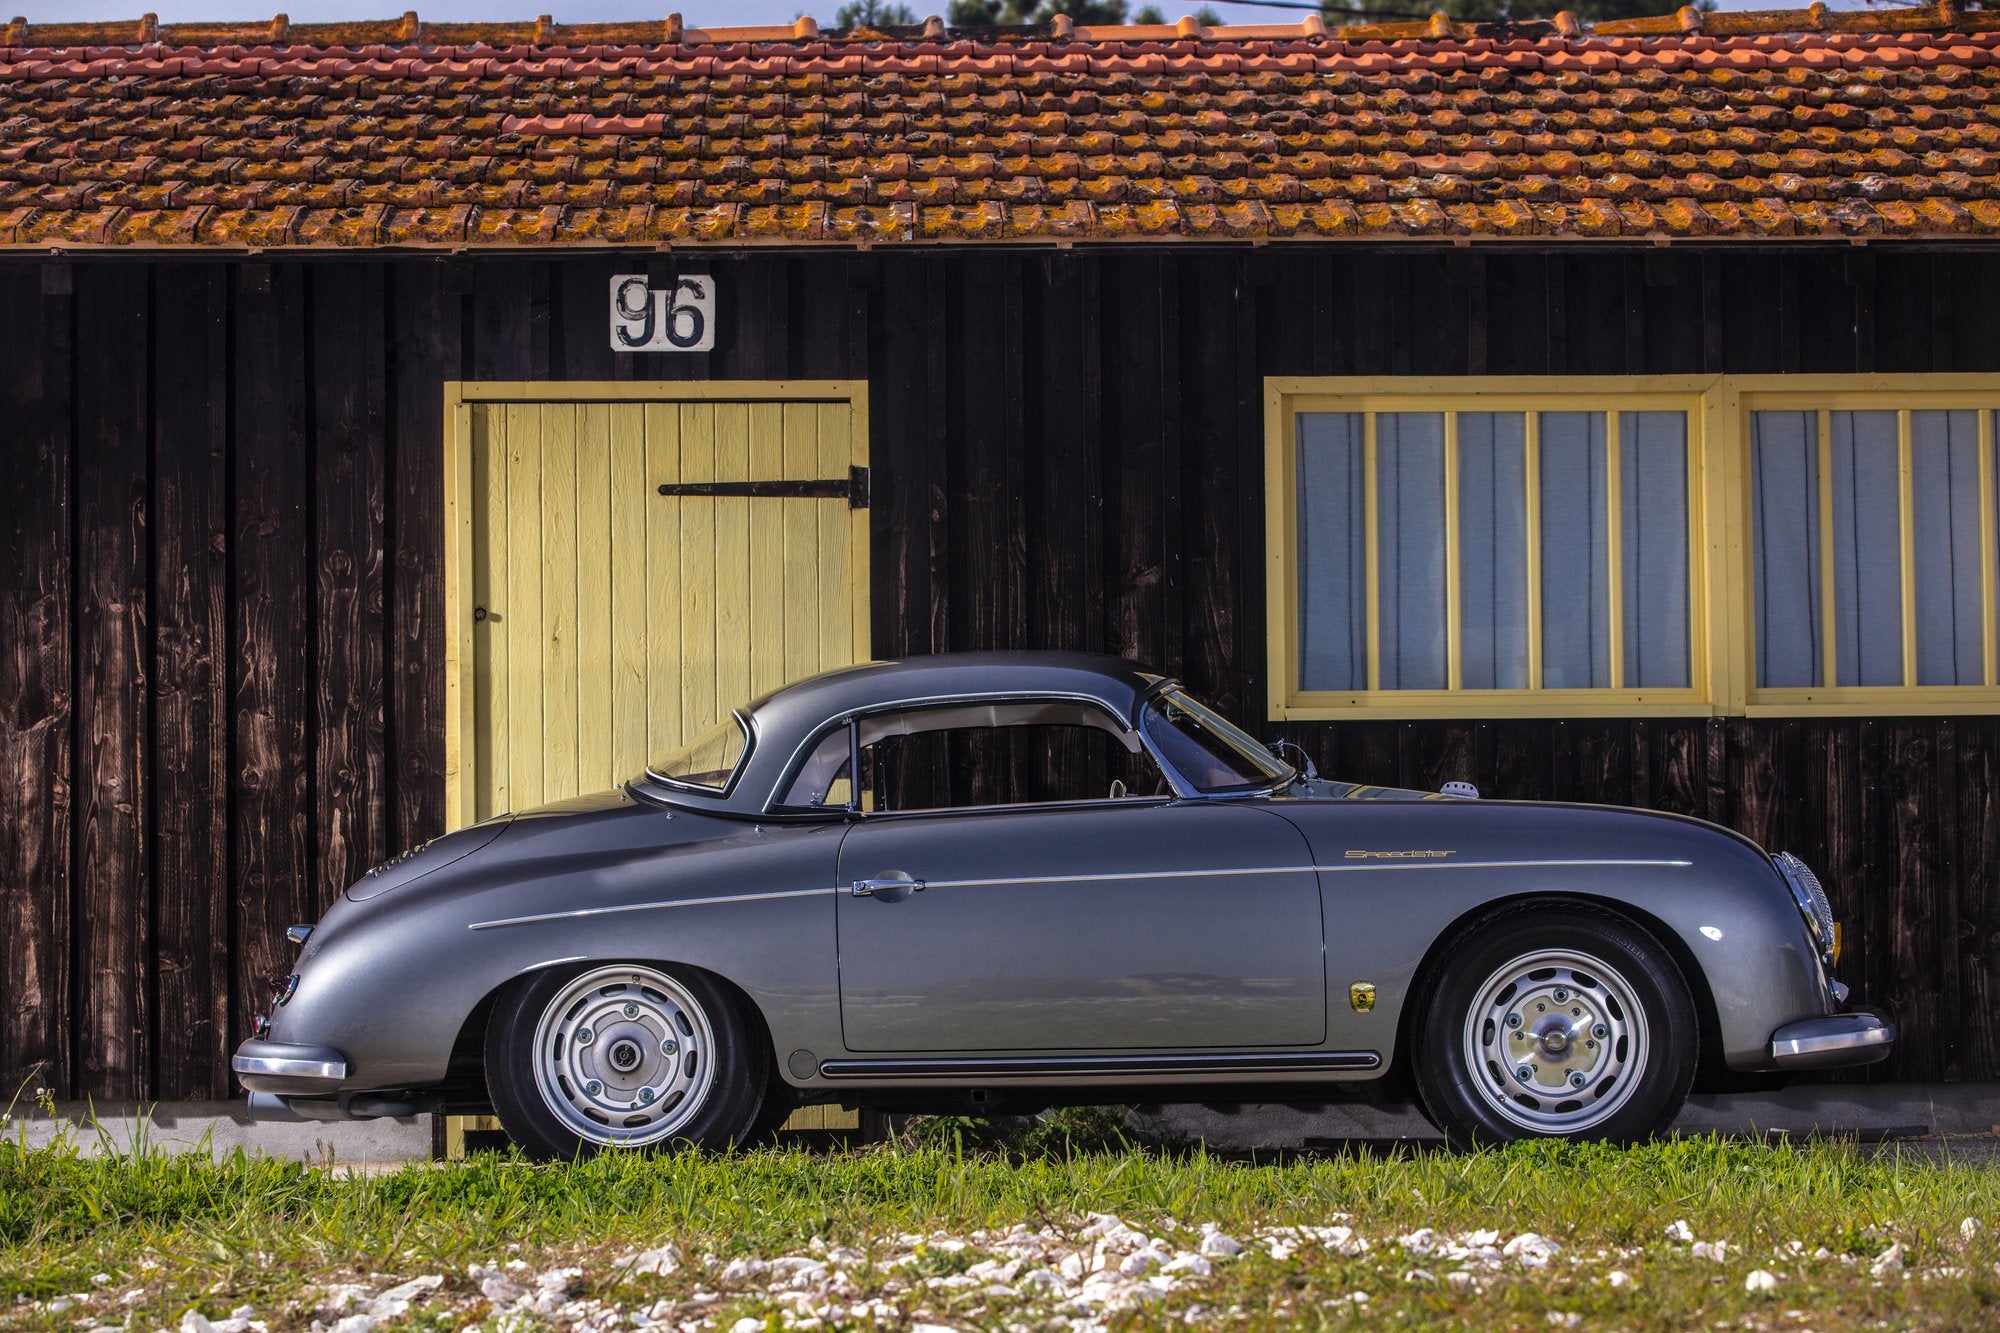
819,1050,1381,1079
1768,1012,1895,1069
231,1040,349,1083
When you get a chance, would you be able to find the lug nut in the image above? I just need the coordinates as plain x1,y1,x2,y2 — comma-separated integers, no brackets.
1505,1012,1523,1029
661,1037,679,1055
1552,988,1569,1003
1568,1071,1587,1089
1515,1065,1534,1084
623,1003,640,1019
638,1086,656,1104
576,1027,594,1046
1591,1023,1608,1040
584,1079,603,1097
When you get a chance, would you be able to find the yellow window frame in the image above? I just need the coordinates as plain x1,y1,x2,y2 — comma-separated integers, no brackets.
1267,376,1720,721
1268,373,2000,722
1727,376,2000,717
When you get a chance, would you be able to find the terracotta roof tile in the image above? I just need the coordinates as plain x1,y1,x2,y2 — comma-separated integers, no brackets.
5,4,2000,247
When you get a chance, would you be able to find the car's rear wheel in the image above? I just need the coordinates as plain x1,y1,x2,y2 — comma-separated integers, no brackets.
1412,910,1696,1147
485,962,766,1160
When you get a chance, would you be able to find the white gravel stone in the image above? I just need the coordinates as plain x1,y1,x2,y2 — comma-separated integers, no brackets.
1665,1219,1695,1243
479,1273,526,1304
1606,1270,1633,1289
1690,1241,1730,1262
720,1256,771,1284
1745,1269,1780,1293
1964,1218,1982,1243
1197,1227,1242,1259
1871,1242,1905,1277
368,1275,442,1321
1503,1233,1559,1268
1162,1254,1211,1277
1397,1228,1438,1257
616,1246,681,1277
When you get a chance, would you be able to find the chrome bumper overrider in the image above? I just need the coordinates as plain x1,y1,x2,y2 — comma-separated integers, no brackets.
1769,1012,1895,1069
231,1039,349,1084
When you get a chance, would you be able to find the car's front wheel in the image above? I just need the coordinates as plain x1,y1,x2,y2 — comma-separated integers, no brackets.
1412,910,1696,1147
485,962,767,1160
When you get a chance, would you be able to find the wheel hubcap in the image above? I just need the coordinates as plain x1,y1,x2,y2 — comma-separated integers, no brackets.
531,965,716,1147
1463,947,1647,1134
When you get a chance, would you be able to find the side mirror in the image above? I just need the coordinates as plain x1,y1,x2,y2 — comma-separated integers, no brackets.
1266,738,1319,781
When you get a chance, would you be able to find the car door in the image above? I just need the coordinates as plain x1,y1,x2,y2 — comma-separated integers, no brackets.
834,800,1326,1052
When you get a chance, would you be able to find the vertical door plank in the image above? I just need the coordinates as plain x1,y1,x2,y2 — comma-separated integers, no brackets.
150,263,230,1099
712,406,752,713
779,403,819,688
539,405,580,800
679,403,719,736
818,401,855,670
746,402,788,700
608,404,651,784
0,269,74,1096
575,403,614,792
470,405,509,820
310,265,388,918
73,263,150,1099
503,403,545,811
231,263,314,1072
387,261,459,851
644,405,684,760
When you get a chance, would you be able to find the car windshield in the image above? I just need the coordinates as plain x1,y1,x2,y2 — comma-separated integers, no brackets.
1141,688,1294,794
646,714,751,793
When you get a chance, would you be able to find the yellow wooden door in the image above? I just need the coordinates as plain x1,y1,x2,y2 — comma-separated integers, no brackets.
447,389,869,827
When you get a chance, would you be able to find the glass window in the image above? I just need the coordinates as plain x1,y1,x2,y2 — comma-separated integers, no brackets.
1141,689,1294,794
646,714,750,792
1750,407,1996,691
1292,403,1694,700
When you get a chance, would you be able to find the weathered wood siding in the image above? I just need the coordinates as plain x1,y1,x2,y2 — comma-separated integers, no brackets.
2,247,1997,1098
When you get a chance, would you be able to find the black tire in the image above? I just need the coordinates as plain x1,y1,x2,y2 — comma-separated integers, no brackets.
1411,909,1696,1148
484,961,767,1161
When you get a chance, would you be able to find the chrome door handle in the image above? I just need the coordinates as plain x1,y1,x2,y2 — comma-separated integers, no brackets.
851,875,926,898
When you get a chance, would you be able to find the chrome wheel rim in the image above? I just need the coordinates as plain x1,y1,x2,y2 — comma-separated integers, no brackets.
531,965,716,1147
1461,947,1647,1135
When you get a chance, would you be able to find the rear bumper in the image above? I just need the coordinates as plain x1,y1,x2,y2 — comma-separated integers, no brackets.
1769,1011,1895,1070
232,1039,349,1092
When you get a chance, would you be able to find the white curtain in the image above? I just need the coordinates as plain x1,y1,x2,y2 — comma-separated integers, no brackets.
1297,412,1367,691
1830,412,1908,687
1458,413,1530,689
1539,413,1610,689
1375,414,1448,689
1749,411,1824,688
1620,412,1691,689
1912,410,1984,686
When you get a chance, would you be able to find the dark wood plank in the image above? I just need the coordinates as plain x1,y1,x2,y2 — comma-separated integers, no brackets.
231,262,315,1055
311,265,389,913
72,262,151,1100
149,263,232,1099
0,264,75,1097
1178,254,1247,710
1028,252,1103,656
1102,253,1171,670
386,262,460,856
1954,717,2000,1078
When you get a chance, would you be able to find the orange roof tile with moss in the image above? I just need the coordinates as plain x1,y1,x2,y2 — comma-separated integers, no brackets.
2,4,1998,248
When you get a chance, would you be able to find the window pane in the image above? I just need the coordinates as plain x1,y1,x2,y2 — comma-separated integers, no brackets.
1912,410,1984,686
1376,413,1447,690
1296,412,1367,691
1830,411,1905,686
1620,411,1691,689
1457,413,1529,689
1539,412,1610,689
1749,411,1824,688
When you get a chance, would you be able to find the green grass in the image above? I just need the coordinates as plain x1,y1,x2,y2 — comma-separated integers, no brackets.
2,1126,1996,1329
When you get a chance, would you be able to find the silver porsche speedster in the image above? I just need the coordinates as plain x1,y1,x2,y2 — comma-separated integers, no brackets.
235,652,1892,1156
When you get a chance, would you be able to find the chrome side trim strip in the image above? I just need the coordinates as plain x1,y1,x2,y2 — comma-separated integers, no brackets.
1312,858,1693,873
469,886,835,931
470,858,1694,930
819,1051,1381,1079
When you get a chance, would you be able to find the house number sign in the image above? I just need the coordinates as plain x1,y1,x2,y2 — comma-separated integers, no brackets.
609,274,715,352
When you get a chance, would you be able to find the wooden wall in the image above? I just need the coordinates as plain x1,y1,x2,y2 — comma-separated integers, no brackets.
2,245,1997,1100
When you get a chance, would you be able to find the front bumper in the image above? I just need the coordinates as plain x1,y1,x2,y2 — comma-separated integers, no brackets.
1769,1011,1895,1070
232,1039,349,1092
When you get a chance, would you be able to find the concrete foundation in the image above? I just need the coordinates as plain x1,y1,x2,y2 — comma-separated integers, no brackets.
8,1085,1993,1162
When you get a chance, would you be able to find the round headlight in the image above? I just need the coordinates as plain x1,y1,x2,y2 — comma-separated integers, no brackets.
1773,852,1836,959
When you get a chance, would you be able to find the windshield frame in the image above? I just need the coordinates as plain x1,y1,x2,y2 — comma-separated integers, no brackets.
642,710,756,797
1139,685,1295,797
